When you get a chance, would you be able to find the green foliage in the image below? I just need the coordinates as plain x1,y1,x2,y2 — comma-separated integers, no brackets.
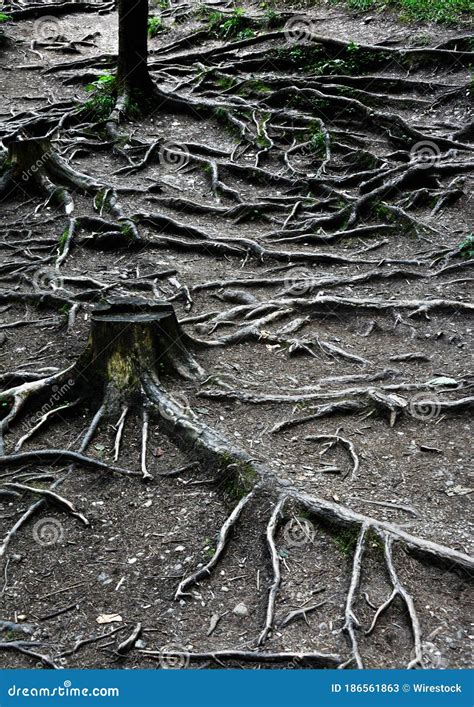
84,72,116,120
216,75,237,90
148,15,164,37
333,526,359,556
124,96,141,119
459,234,474,259
206,7,255,39
0,159,12,175
307,127,327,154
86,71,116,92
220,454,258,502
334,526,385,558
274,44,387,76
335,0,470,23
121,222,136,239
203,538,216,558
263,7,281,27
249,79,271,93
150,0,169,8
0,11,10,44
84,93,115,121
58,229,68,252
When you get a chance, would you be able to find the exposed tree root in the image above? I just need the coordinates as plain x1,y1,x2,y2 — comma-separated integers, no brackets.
0,293,472,666
175,486,258,599
0,0,472,668
140,648,342,668
258,497,285,646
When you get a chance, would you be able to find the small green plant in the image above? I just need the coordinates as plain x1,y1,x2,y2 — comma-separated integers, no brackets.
310,130,327,153
86,71,116,92
58,228,68,252
0,11,11,44
220,454,257,502
333,0,470,23
124,96,141,119
207,7,253,39
216,75,237,90
148,15,164,38
121,222,137,239
84,72,117,120
333,526,360,556
203,538,216,558
247,79,271,94
264,8,281,27
459,234,474,259
237,27,255,39
347,40,360,52
367,529,385,555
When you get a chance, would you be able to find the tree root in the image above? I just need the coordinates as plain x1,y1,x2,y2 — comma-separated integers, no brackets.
258,497,285,646
140,647,341,668
175,486,258,599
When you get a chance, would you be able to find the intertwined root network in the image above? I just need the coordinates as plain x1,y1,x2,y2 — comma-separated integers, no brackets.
0,0,472,669
0,299,472,668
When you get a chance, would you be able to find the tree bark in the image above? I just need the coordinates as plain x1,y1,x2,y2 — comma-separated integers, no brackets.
116,0,154,96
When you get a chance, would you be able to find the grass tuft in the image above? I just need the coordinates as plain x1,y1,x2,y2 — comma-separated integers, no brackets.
335,0,471,23
148,15,164,37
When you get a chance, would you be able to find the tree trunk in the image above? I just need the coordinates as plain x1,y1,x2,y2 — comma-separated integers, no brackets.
116,0,154,96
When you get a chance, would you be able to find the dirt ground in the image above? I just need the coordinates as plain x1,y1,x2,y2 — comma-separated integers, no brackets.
0,0,472,670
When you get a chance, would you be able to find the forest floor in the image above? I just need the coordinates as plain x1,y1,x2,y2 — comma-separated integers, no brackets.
0,0,472,670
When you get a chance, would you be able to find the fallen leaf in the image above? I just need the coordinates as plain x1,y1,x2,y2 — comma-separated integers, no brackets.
428,376,458,387
445,485,473,497
96,613,123,624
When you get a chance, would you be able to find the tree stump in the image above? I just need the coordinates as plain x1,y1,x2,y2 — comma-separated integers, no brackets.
73,298,203,413
1,133,99,208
